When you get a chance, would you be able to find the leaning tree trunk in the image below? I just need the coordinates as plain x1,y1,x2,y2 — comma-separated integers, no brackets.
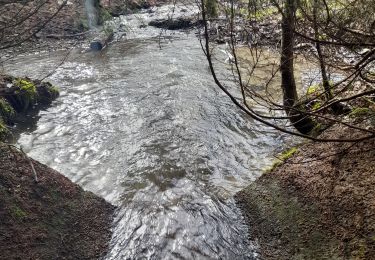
280,0,316,134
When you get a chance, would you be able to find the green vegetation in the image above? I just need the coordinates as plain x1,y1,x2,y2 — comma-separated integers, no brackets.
237,178,342,259
247,6,278,19
77,18,89,31
349,107,373,118
102,24,114,37
10,205,27,220
351,239,368,259
311,101,321,110
264,146,298,173
205,0,218,18
307,84,321,95
306,81,334,96
309,122,323,137
99,8,112,25
0,77,59,141
0,120,9,141
49,85,60,97
0,98,15,123
15,79,36,93
14,78,38,111
279,146,298,160
40,82,60,103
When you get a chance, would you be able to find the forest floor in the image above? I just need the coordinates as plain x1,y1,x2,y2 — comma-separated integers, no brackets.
0,144,115,259
236,124,375,259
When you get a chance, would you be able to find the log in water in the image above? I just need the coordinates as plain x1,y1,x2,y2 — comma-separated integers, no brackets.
90,32,114,51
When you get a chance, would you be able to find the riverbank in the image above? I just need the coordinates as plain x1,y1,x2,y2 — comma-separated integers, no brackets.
0,75,61,141
236,124,375,259
0,0,169,57
0,76,115,259
0,143,115,259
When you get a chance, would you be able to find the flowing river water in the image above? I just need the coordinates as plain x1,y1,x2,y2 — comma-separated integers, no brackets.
4,5,291,259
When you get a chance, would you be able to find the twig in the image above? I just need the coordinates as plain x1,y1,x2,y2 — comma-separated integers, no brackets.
7,144,38,183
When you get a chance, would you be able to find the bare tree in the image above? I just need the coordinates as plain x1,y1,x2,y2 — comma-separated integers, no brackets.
198,0,375,142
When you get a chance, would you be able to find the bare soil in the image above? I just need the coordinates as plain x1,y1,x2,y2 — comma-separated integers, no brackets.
0,143,115,260
236,125,375,259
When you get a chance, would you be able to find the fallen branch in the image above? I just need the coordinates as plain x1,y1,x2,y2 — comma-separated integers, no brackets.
42,31,91,39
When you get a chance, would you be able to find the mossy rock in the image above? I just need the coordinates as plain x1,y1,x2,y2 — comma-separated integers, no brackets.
13,78,38,112
0,76,60,141
6,78,59,112
36,82,60,105
0,98,16,124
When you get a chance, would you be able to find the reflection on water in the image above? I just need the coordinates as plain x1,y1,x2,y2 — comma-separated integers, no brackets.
6,21,287,259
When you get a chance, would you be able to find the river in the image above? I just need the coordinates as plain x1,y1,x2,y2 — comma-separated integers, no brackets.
5,5,288,259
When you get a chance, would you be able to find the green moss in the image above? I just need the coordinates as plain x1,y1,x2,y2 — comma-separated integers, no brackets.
309,122,323,137
351,239,368,259
77,18,89,31
102,24,114,37
14,78,38,111
44,83,60,99
349,107,374,118
205,0,218,18
0,120,9,141
311,101,321,110
49,86,59,97
235,6,278,20
99,8,112,25
37,82,59,105
307,81,335,96
279,147,298,160
264,147,298,173
252,7,278,19
264,160,282,173
307,84,321,95
240,179,342,259
15,79,36,91
10,205,27,220
0,98,15,123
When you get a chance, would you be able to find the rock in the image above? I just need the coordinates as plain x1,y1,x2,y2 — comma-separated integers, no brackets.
148,18,200,30
0,76,59,141
89,32,114,51
215,38,226,44
90,40,103,51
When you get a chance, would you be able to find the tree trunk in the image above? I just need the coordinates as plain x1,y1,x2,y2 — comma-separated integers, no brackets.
313,0,332,100
313,0,349,114
280,0,316,134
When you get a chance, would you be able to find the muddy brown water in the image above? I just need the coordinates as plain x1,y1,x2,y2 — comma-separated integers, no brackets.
3,6,295,259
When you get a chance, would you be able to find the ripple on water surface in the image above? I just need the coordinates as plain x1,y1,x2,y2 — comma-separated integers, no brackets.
8,34,286,259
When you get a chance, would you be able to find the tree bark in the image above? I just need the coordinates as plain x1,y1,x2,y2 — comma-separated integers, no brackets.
280,0,316,134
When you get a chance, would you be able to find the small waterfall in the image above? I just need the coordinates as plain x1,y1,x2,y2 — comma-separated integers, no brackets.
85,0,99,29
